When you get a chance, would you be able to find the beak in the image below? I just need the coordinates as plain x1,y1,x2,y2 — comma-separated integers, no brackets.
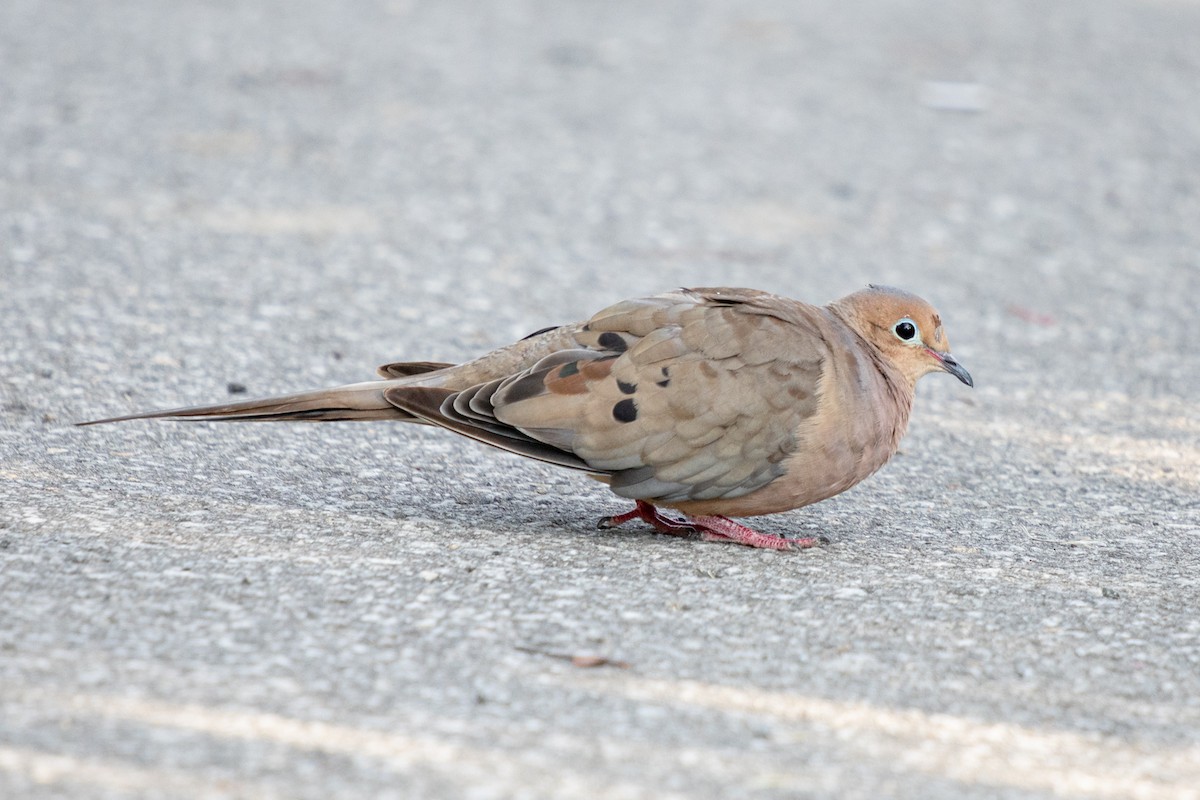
927,349,974,387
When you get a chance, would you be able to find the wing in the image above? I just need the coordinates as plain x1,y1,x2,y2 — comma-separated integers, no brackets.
383,288,832,505
376,361,455,379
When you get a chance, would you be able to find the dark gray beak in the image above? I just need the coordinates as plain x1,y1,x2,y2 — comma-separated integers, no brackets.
939,353,973,387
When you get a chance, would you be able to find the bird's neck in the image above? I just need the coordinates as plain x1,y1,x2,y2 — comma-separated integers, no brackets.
859,335,917,453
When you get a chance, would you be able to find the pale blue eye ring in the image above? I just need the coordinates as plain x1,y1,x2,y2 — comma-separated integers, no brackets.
893,318,919,341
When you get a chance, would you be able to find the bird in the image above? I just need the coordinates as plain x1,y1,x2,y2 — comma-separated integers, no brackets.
79,285,973,550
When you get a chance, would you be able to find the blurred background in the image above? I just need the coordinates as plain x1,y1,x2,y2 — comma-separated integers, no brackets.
2,1,1198,798
5,0,1195,389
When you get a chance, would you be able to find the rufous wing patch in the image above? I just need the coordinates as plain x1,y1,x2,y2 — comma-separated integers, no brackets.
544,361,589,395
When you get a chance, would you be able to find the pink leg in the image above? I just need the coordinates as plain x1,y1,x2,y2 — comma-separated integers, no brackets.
597,500,696,536
598,502,821,550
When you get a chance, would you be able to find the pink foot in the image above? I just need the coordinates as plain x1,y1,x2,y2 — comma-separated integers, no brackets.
598,502,821,550
688,515,820,551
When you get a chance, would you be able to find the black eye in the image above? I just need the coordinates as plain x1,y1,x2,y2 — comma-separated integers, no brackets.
893,319,918,341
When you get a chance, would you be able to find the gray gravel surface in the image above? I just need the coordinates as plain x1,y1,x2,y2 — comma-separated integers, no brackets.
3,1,1199,798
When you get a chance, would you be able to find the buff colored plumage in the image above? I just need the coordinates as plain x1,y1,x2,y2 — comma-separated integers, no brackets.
80,286,972,549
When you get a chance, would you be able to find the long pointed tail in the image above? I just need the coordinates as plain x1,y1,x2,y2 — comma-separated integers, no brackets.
77,380,416,426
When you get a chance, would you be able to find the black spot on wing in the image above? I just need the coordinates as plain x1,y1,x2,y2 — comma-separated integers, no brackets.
598,331,628,352
612,398,638,423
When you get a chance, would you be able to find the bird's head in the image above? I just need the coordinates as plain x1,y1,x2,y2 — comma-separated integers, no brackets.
830,285,973,389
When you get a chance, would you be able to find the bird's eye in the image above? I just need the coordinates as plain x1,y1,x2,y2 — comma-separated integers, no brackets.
893,319,918,341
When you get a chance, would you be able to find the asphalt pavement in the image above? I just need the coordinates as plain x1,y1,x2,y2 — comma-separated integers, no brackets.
2,1,1199,798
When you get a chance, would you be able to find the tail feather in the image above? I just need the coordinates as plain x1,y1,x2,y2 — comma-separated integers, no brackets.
77,380,415,426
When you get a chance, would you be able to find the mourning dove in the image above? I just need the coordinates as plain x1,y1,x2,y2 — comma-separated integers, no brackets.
80,285,972,550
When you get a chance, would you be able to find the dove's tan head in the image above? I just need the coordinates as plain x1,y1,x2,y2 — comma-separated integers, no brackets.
830,285,973,389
